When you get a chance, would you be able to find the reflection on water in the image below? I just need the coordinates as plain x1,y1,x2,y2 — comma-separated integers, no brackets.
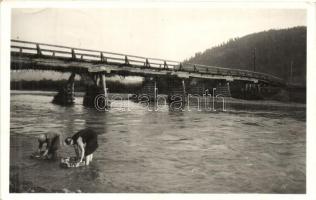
10,92,306,193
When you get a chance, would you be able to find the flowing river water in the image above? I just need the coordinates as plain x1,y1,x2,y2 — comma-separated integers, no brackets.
10,91,306,193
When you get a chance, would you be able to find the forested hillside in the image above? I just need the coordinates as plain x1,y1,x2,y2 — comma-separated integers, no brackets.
185,26,306,86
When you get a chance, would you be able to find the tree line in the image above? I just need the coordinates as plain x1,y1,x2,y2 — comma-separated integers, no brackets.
184,26,306,86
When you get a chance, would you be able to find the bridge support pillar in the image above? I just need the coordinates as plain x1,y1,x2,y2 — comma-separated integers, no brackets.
187,78,206,96
52,72,76,106
230,81,263,100
167,78,186,103
137,77,157,102
215,81,231,97
244,82,262,100
83,73,110,109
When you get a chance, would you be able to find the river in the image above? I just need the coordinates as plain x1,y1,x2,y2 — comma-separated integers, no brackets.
10,91,306,193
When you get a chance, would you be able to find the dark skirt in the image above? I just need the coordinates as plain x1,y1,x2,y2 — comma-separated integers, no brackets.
84,133,98,156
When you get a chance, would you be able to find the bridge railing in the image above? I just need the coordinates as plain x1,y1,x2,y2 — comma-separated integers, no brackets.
11,39,181,69
181,63,284,84
11,39,284,84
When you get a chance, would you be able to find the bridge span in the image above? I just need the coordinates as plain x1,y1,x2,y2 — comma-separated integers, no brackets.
11,40,286,107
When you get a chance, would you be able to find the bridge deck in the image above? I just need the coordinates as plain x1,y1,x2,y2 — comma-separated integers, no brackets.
11,40,284,85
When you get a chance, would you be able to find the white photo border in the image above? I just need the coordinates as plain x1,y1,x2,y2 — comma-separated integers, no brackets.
1,1,315,200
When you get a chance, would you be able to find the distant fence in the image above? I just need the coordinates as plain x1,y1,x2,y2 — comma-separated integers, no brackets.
11,39,284,85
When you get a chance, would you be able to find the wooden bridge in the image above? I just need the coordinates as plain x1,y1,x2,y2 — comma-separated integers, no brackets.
11,40,286,107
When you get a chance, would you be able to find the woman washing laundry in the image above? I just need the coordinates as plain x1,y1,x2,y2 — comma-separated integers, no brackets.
36,132,61,160
65,128,98,165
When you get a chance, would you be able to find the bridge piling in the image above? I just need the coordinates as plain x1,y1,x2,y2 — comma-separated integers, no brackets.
188,78,206,96
167,78,187,103
229,81,263,100
83,73,110,109
182,79,186,97
137,77,157,102
215,81,231,97
52,72,76,106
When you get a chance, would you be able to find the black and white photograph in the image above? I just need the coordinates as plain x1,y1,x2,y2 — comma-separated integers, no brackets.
1,1,315,199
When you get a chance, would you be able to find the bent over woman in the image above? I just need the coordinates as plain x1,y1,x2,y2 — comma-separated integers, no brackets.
37,132,61,160
65,128,98,165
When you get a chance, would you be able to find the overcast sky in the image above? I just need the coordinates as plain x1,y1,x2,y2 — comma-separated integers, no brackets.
11,8,306,80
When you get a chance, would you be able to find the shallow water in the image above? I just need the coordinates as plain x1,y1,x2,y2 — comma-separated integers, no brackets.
10,91,306,193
